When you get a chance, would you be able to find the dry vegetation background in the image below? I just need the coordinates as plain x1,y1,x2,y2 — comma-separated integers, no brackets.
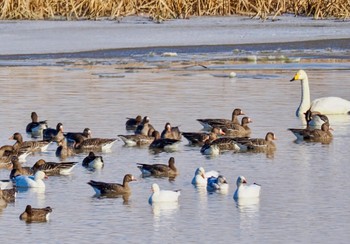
0,0,349,20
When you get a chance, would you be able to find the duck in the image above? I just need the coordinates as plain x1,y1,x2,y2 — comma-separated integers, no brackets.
135,116,155,136
31,159,78,176
0,188,16,203
290,69,350,122
182,127,225,146
65,128,92,145
207,175,229,192
235,132,277,152
26,112,48,138
118,133,155,147
148,183,181,204
87,174,136,196
125,115,142,131
43,122,65,142
19,205,52,222
233,176,261,200
0,143,31,164
197,108,244,130
56,138,75,159
305,110,329,128
149,131,181,151
13,170,47,188
221,116,252,137
82,151,104,169
9,155,34,179
10,132,51,153
200,137,241,155
137,157,178,178
74,137,118,152
191,167,219,186
288,122,333,143
161,122,182,140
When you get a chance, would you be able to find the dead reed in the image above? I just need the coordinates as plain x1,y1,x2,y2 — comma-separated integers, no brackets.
0,0,349,20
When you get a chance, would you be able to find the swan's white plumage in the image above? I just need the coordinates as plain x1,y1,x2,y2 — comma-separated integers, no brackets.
148,183,180,204
233,176,260,200
291,70,350,123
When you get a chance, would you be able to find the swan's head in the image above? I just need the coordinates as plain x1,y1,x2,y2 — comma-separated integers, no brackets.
290,69,307,82
151,183,160,193
236,176,247,187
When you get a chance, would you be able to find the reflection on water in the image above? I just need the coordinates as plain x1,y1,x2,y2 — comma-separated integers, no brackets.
0,53,350,243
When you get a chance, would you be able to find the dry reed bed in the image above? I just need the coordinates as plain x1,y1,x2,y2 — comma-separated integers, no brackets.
0,0,349,20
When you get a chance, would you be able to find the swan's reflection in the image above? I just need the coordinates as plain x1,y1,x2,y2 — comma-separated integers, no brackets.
235,197,260,214
151,201,179,217
17,187,46,206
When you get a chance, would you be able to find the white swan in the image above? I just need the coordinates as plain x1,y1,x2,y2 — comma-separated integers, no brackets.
290,70,350,121
233,176,261,200
148,183,180,204
191,167,219,186
14,171,46,188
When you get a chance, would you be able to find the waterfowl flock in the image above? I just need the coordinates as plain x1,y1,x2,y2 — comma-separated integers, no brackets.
0,69,348,224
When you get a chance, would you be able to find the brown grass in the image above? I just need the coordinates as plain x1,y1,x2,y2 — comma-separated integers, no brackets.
0,0,349,20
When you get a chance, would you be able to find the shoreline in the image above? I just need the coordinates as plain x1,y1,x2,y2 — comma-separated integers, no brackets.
1,15,350,57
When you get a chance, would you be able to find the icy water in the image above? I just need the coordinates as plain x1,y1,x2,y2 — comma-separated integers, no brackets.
0,48,350,243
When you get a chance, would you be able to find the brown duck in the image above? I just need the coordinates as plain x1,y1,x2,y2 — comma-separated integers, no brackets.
87,174,137,196
137,157,178,178
197,108,244,130
19,205,52,222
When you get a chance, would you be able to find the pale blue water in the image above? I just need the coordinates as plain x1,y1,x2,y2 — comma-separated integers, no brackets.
0,49,350,243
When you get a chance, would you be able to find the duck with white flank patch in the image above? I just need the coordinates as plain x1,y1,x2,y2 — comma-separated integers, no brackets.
10,132,51,153
149,131,181,151
26,112,48,138
87,174,136,196
137,157,178,178
82,151,104,169
182,127,225,146
289,122,333,144
118,133,156,147
233,176,261,200
31,159,78,176
19,205,52,222
197,108,244,130
235,132,277,152
148,183,180,204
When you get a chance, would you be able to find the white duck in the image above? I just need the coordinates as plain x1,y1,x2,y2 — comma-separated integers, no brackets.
14,171,47,188
191,167,219,186
148,183,180,204
290,69,350,123
207,175,229,193
233,176,261,200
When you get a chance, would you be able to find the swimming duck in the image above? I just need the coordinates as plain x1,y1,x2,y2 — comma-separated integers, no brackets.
74,136,117,152
289,122,333,143
233,176,261,200
191,167,219,186
14,170,47,188
137,157,178,178
290,69,350,122
43,122,65,142
200,137,241,155
87,174,136,196
26,112,48,138
65,128,91,145
149,131,181,151
0,188,16,203
207,175,229,192
118,133,155,147
161,122,182,140
148,183,181,204
235,132,277,152
182,127,225,146
31,159,78,176
10,132,51,153
19,205,52,222
82,151,104,169
55,138,75,159
221,117,252,137
125,115,142,131
9,156,34,179
197,108,244,130
135,116,155,136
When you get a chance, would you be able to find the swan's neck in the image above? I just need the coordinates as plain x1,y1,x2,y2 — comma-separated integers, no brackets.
297,78,311,118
